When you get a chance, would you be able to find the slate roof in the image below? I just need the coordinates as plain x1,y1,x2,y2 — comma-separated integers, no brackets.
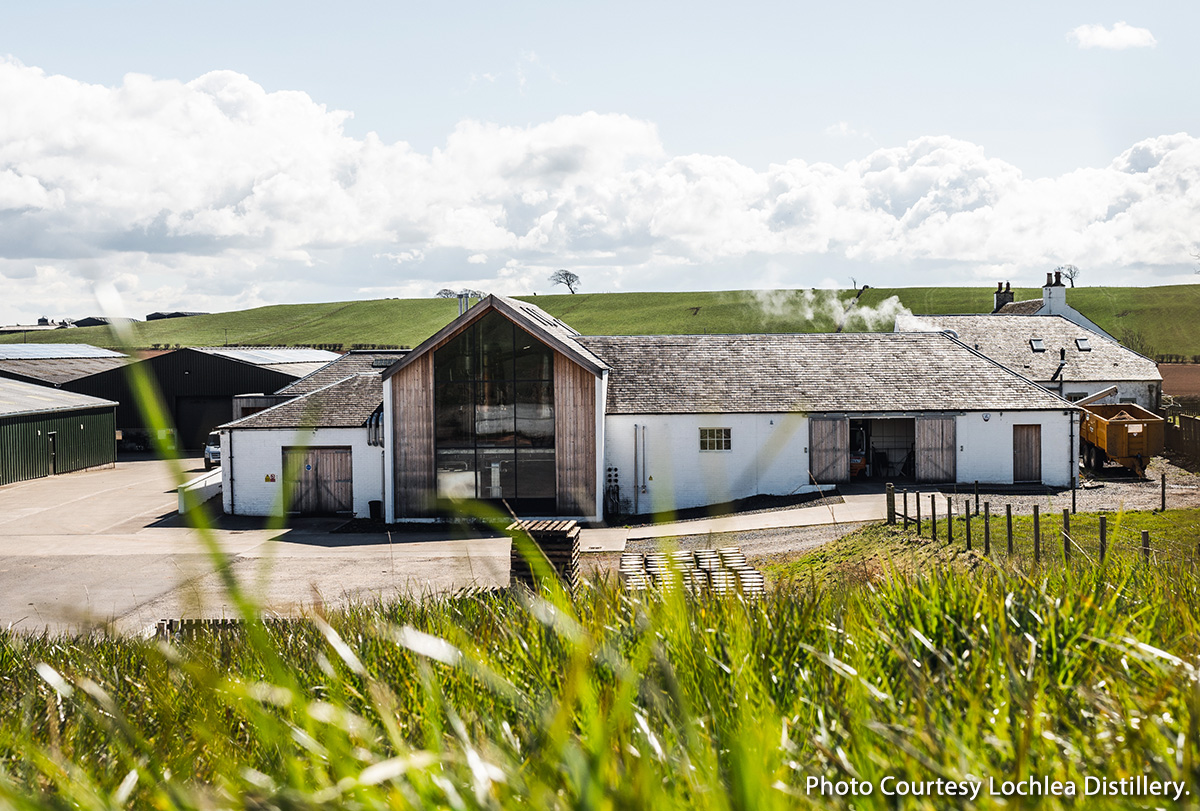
576,332,1073,414
383,295,609,379
0,378,117,419
275,350,409,396
0,357,131,385
995,299,1044,315
224,374,382,429
894,314,1160,383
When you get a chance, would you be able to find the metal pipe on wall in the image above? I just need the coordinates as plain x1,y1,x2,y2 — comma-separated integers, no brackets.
633,424,639,514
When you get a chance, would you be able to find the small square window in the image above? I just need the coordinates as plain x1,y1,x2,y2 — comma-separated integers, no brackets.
699,427,731,451
1075,338,1091,351
1029,338,1045,352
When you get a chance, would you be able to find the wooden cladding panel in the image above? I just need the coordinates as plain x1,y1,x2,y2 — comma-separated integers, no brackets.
392,353,436,517
809,417,849,483
916,417,956,483
1012,424,1042,483
554,354,597,515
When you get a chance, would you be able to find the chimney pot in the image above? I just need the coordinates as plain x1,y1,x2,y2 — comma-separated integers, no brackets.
1005,282,1010,292
1046,272,1053,286
1055,270,1062,286
997,282,1003,292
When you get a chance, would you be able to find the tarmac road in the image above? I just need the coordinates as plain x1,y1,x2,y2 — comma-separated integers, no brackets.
0,457,508,636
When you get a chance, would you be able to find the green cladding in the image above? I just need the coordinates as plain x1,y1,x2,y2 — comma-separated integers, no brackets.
0,406,116,486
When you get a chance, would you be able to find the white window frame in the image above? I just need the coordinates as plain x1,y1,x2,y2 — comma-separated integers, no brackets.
699,427,732,452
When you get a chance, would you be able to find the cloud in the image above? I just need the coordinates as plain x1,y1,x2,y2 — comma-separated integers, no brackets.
1069,21,1157,50
1,57,1199,323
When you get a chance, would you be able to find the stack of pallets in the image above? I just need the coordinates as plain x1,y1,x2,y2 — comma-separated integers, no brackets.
618,546,766,598
507,520,581,591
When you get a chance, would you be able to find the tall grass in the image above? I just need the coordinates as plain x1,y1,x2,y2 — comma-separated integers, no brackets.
1,558,1199,808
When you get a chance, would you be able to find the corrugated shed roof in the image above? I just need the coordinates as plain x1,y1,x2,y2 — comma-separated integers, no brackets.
894,314,1160,383
224,374,382,429
577,332,1073,414
0,378,117,419
193,347,341,366
276,350,409,396
0,357,131,385
995,299,1044,315
0,344,126,360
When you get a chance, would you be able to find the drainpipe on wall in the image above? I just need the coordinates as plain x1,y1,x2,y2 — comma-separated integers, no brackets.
633,424,639,514
228,431,235,514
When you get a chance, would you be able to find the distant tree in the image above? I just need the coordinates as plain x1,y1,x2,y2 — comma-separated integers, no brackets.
437,288,485,299
1119,328,1155,358
436,289,457,298
461,289,485,299
550,269,580,294
1057,264,1080,288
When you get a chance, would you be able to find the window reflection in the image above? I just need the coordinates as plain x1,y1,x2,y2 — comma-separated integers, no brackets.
433,311,556,509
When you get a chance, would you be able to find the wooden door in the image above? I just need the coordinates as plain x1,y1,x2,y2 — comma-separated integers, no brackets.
1013,425,1041,482
916,417,956,482
809,417,849,483
283,447,353,514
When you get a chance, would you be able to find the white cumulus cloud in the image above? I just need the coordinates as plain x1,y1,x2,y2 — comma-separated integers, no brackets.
0,57,1198,323
1069,21,1157,50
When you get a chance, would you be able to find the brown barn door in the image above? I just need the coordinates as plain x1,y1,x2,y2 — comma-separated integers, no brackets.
283,447,354,514
809,417,849,483
1013,425,1041,482
916,417,956,482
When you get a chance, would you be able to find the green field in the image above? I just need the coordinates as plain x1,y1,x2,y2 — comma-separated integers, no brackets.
5,284,1200,355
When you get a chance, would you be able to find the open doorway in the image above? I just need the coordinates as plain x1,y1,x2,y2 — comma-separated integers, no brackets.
849,418,916,480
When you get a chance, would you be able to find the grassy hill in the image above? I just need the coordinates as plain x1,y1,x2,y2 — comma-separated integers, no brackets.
4,284,1198,356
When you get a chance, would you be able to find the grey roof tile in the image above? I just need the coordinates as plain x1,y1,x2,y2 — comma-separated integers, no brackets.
275,350,409,396
894,314,1159,383
995,299,1044,315
225,374,382,429
578,332,1072,414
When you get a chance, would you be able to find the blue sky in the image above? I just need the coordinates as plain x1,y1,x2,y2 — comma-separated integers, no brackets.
0,1,1197,322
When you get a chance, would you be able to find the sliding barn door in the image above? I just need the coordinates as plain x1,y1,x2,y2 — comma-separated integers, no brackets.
809,417,849,483
915,417,956,483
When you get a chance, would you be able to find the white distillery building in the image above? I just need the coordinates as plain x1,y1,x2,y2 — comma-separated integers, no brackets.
380,296,1080,523
221,374,385,517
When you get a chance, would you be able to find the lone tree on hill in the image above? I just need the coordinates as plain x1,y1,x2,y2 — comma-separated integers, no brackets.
435,289,457,298
550,269,580,294
1057,264,1080,287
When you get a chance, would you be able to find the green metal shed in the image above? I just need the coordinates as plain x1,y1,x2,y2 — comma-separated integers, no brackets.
0,379,118,486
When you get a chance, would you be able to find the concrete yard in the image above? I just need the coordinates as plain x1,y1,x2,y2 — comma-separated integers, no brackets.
0,458,509,636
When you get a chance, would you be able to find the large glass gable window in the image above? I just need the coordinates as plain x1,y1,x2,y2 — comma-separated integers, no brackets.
434,311,555,512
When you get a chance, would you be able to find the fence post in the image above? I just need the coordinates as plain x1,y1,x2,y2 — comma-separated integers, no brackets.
1099,515,1107,564
1006,504,1013,556
903,489,909,530
965,499,972,551
931,496,938,543
974,480,979,515
1071,481,1076,515
983,502,991,556
1033,505,1040,563
886,483,896,525
1062,508,1070,561
916,493,922,536
1161,473,1167,512
947,496,953,544
1142,530,1150,564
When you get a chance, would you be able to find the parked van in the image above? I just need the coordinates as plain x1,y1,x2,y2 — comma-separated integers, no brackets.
203,432,221,470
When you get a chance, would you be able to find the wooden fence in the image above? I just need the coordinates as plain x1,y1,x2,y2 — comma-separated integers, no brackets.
1166,413,1200,460
889,490,1192,566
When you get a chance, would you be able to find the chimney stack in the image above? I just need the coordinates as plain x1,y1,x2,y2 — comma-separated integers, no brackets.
1054,270,1063,286
993,280,1015,313
1045,272,1054,287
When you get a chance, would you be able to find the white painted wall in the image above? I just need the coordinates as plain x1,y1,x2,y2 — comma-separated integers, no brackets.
1055,380,1160,410
221,427,384,517
956,410,1078,488
603,413,817,515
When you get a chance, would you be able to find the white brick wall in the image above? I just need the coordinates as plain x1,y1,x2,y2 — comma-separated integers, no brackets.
221,427,384,517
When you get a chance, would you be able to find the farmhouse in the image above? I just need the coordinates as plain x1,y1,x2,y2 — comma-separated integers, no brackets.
379,296,1079,523
0,378,117,486
894,314,1161,409
990,271,1115,340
